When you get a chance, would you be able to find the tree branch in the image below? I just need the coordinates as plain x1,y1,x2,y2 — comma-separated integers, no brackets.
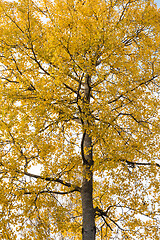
108,75,158,104
125,160,160,168
24,189,79,195
21,170,81,192
95,206,131,232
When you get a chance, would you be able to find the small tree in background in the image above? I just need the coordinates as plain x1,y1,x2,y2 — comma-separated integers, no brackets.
0,0,159,239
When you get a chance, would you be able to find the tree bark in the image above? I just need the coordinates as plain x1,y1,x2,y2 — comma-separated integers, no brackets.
81,74,96,240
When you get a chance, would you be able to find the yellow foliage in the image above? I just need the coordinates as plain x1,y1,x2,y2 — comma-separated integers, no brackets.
0,0,159,239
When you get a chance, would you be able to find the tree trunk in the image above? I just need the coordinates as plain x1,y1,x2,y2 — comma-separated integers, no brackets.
81,133,95,240
81,75,96,240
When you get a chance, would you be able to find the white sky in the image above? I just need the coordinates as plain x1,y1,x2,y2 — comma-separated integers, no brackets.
154,0,160,7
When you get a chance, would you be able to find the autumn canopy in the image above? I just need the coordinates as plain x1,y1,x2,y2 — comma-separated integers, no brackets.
0,0,160,239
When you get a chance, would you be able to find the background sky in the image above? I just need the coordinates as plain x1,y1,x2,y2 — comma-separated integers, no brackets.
154,0,160,7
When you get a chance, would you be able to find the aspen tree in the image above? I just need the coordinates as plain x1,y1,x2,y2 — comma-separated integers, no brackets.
0,0,160,239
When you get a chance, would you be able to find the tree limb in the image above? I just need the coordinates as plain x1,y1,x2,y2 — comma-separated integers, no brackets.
21,170,81,192
108,75,158,104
